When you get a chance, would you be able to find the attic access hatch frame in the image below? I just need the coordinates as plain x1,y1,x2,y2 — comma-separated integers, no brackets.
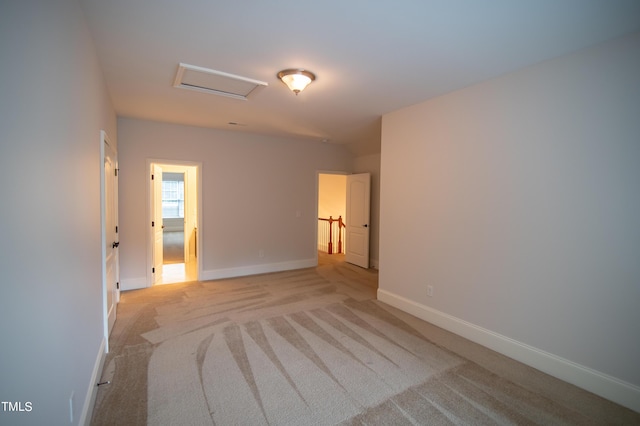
173,63,268,100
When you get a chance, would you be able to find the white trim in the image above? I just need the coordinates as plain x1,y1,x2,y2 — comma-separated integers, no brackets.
78,337,107,426
120,277,148,291
100,133,107,342
377,289,640,413
173,63,268,100
100,130,119,351
201,258,317,281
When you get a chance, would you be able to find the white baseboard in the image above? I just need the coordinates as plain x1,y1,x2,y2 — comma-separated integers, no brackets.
122,258,318,289
202,258,317,281
377,289,640,413
79,337,107,426
120,277,147,291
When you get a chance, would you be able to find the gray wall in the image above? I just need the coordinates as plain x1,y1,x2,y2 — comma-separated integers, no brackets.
117,118,354,287
0,1,117,424
379,32,640,410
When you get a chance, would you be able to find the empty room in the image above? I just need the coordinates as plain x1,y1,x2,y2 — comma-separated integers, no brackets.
1,1,639,425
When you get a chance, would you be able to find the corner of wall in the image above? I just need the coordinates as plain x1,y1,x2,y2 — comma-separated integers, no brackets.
377,288,640,413
202,258,317,281
120,277,148,291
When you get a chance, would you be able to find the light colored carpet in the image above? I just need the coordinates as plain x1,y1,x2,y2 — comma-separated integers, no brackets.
91,255,640,425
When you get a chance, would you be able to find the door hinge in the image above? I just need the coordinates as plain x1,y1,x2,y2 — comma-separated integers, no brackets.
151,174,154,180
116,282,120,290
152,267,155,273
115,225,118,233
151,221,155,227
115,168,119,177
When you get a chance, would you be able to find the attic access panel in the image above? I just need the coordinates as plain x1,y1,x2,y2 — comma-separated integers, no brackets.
173,63,268,100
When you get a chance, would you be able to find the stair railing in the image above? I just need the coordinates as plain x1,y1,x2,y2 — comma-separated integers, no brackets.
318,215,346,254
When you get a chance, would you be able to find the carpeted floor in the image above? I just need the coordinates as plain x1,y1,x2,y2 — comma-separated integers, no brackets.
91,254,640,425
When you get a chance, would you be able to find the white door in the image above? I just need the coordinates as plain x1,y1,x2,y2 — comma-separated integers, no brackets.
102,132,119,340
345,173,371,268
152,164,164,283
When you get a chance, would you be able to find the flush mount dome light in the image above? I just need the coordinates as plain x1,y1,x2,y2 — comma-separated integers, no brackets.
277,69,315,95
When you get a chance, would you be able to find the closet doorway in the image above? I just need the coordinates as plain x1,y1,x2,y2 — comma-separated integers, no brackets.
148,160,201,285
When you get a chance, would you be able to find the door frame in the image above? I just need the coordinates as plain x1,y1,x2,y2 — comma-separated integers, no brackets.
314,170,349,264
152,164,164,283
146,159,202,287
100,130,119,352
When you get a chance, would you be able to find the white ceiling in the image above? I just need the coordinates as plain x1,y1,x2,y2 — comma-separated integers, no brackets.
80,0,640,155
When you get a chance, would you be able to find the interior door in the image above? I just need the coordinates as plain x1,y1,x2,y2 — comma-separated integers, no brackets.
152,164,164,283
345,173,371,268
103,134,119,338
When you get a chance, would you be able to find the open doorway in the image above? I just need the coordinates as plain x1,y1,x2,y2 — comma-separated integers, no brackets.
316,171,372,269
317,173,347,264
148,160,201,285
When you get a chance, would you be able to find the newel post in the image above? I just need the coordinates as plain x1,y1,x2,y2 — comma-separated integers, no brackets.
337,216,344,254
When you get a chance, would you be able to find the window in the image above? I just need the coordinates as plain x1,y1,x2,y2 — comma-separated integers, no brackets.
162,180,184,218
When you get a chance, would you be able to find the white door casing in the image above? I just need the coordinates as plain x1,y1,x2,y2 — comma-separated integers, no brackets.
345,173,371,268
101,131,119,347
152,164,164,283
147,161,201,287
182,173,189,262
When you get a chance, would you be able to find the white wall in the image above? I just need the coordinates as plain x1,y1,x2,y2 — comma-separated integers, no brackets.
0,1,117,425
118,118,353,286
379,32,640,411
318,174,347,221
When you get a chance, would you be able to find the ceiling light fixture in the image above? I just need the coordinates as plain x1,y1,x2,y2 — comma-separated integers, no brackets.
277,69,316,95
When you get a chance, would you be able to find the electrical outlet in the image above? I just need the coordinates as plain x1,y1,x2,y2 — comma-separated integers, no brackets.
426,285,434,297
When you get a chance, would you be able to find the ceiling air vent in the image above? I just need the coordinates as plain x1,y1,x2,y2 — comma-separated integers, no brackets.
173,63,268,100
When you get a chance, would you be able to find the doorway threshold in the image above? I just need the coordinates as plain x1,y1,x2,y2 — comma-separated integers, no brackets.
157,259,197,285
